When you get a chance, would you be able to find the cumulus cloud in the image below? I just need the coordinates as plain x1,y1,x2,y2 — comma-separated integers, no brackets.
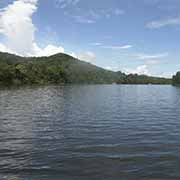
0,0,64,57
31,44,64,57
0,43,15,54
0,0,37,55
124,59,161,75
124,65,150,75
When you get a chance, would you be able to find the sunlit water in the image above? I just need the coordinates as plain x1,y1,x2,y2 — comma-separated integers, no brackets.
0,85,180,180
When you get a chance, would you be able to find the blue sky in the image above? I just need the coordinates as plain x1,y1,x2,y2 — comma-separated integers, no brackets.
0,0,180,77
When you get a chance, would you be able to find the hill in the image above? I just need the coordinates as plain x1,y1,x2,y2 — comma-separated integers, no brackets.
172,72,180,85
0,52,171,86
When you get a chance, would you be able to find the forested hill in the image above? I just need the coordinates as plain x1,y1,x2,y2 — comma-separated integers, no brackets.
172,72,180,85
0,52,171,86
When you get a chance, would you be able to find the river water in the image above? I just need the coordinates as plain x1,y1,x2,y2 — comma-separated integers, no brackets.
0,85,180,180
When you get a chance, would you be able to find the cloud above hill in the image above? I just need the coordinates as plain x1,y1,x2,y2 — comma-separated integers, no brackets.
0,0,64,57
71,51,96,62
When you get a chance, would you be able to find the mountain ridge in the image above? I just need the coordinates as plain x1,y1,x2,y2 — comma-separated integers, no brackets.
0,51,172,86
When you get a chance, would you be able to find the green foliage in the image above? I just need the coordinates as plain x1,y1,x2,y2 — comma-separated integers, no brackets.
121,74,172,84
172,72,180,85
0,52,172,86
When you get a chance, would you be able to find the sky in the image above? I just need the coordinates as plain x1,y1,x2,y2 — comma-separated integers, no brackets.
0,0,180,77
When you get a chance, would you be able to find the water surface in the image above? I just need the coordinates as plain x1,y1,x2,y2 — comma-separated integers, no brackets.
0,85,180,180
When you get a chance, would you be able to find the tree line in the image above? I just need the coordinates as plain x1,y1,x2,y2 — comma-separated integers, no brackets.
0,52,172,86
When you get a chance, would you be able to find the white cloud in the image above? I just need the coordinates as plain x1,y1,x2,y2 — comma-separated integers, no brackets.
73,15,95,24
135,53,168,60
69,8,125,24
0,0,37,55
70,52,78,59
0,0,64,57
72,51,96,62
145,60,160,65
78,51,96,62
32,44,64,57
90,43,132,50
101,8,125,19
124,65,150,75
0,43,15,54
90,42,102,46
157,72,173,78
104,66,119,71
56,0,80,9
124,59,161,75
146,16,180,29
102,45,132,50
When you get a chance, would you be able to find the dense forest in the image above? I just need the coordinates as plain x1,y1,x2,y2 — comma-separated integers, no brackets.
0,52,172,86
172,72,180,85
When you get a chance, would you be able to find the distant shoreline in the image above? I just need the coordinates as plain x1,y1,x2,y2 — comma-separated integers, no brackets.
0,52,172,86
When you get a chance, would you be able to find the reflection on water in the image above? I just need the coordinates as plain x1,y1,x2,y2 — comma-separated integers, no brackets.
0,85,180,180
